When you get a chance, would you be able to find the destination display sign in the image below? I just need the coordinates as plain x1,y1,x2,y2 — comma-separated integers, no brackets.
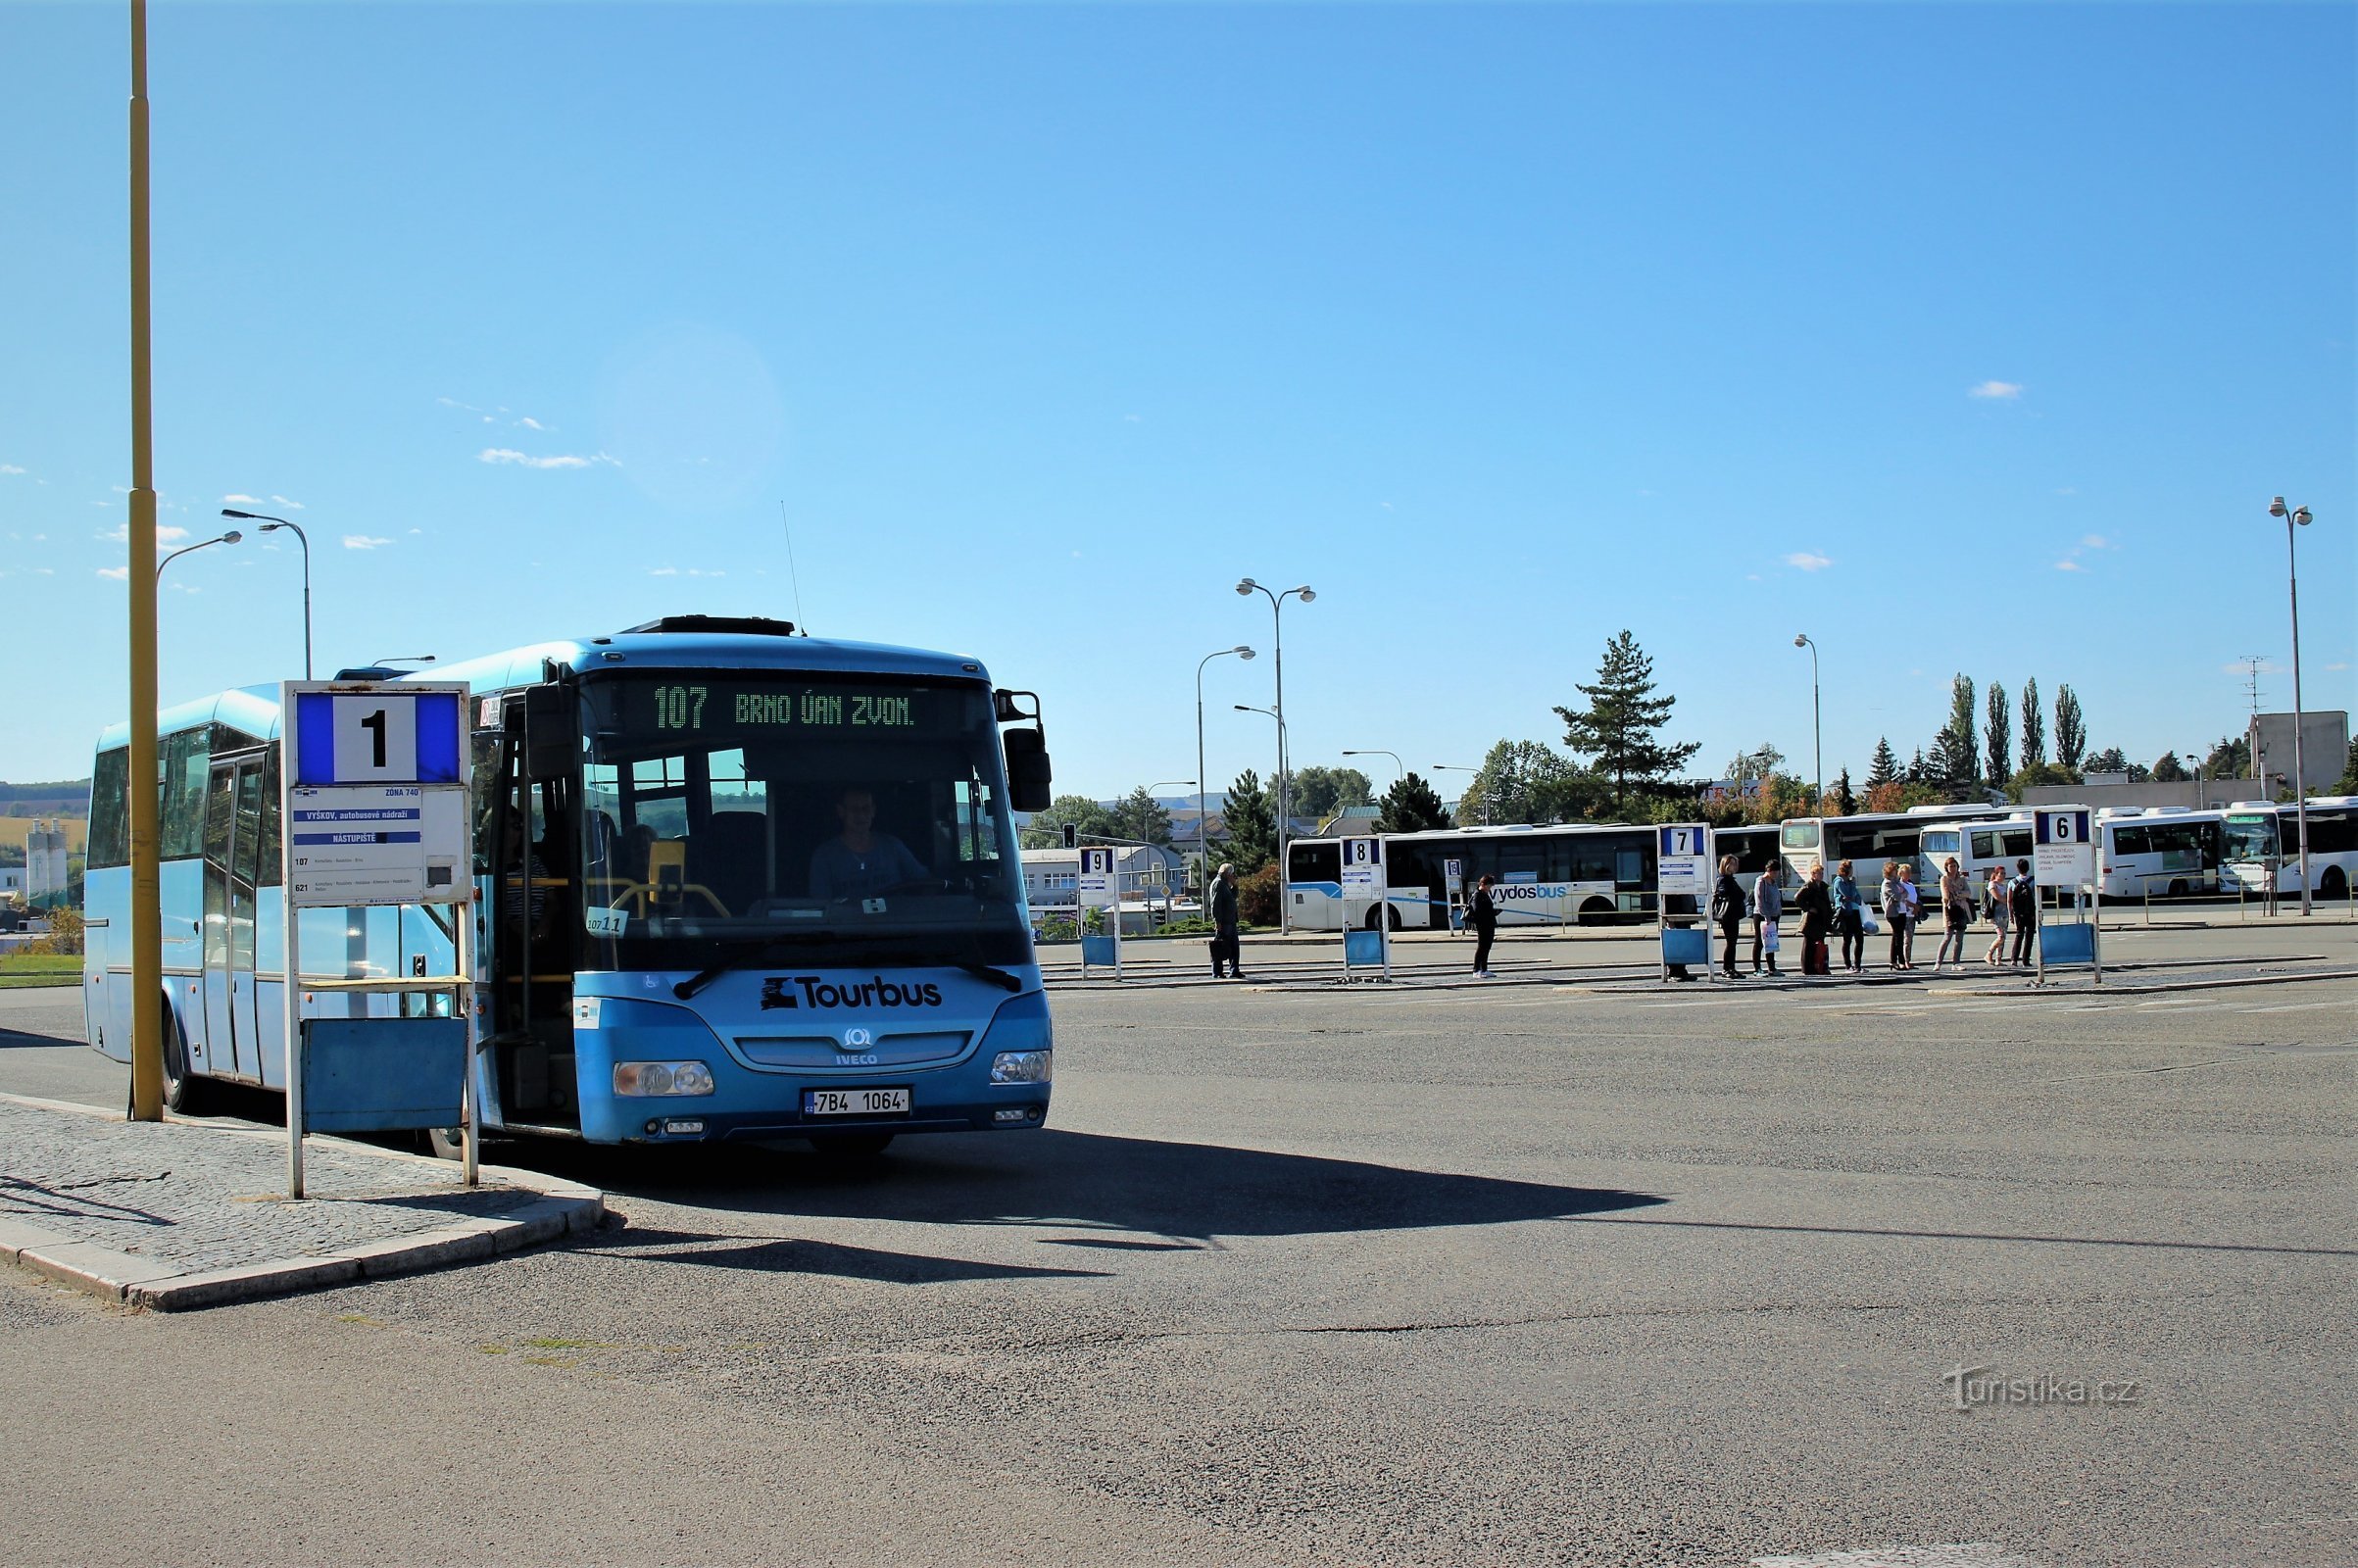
631,680,943,736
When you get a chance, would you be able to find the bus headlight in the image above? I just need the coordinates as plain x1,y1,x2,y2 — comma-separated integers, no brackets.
990,1050,1052,1085
614,1059,715,1097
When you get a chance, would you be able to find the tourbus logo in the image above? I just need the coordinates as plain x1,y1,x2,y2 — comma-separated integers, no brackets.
759,976,945,1010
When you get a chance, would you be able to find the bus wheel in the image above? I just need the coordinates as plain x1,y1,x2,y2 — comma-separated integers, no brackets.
160,1005,213,1117
425,1126,467,1161
2322,867,2348,901
1387,905,1402,932
811,1133,894,1161
1577,898,1615,927
2168,879,2187,898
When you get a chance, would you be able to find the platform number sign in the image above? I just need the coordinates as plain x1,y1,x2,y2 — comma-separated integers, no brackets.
1655,822,1711,898
2034,808,2094,886
293,690,463,787
1078,847,1119,908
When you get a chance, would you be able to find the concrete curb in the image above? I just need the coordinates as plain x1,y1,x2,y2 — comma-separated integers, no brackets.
0,1092,605,1313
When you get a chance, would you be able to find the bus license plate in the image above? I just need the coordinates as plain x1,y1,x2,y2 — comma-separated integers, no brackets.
805,1087,910,1118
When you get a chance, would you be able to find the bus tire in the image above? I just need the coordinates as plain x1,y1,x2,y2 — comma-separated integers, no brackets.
811,1133,894,1161
425,1126,467,1161
1577,897,1615,927
2322,866,2348,901
2167,879,2187,898
160,1004,214,1117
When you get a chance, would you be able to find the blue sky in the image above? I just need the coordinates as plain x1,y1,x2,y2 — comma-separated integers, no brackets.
4,2,2352,799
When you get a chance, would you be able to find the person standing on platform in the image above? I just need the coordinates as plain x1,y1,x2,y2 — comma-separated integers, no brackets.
2008,858,2038,965
1834,858,1866,973
1983,865,2012,965
1933,856,1972,970
1468,873,1500,978
1793,862,1834,976
1711,855,1746,978
1751,857,1786,976
1208,862,1245,979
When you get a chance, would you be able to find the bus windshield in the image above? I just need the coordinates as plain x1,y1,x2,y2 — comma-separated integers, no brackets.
575,672,1029,969
2222,813,2277,865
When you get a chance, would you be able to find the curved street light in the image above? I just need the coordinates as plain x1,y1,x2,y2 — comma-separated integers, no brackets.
223,508,310,678
1237,579,1313,932
155,528,240,582
1793,634,1821,808
2267,496,2316,916
1432,763,1484,826
1196,646,1255,891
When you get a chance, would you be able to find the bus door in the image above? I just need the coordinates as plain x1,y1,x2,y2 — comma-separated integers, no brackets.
198,755,268,1080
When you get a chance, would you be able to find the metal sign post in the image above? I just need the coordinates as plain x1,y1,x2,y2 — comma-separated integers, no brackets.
1340,836,1389,980
1077,847,1120,979
1655,823,1714,984
2032,806,2094,988
279,681,474,1197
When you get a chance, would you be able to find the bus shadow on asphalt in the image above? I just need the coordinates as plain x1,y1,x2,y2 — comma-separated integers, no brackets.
578,1228,1117,1283
548,1131,1667,1245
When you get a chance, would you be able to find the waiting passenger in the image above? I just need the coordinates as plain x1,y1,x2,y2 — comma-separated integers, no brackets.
808,786,928,901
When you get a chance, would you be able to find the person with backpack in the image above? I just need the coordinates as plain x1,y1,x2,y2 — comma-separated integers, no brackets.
1793,861,1835,976
1467,873,1501,978
1832,858,1866,973
2008,858,2038,965
1750,857,1786,976
1711,855,1746,978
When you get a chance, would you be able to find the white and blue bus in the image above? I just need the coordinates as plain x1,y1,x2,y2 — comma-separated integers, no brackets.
1288,822,1675,930
2220,797,2358,901
80,615,1057,1154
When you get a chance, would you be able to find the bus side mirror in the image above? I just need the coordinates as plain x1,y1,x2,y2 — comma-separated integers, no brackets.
523,685,577,782
1003,727,1053,812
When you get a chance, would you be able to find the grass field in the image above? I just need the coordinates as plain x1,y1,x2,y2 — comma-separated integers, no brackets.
0,953,80,990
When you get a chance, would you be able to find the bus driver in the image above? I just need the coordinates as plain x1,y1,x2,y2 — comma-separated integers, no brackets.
809,785,929,901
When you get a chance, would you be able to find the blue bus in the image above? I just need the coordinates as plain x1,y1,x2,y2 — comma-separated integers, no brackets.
80,615,1057,1155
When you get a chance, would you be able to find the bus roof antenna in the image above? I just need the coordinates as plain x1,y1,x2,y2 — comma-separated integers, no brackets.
779,501,809,635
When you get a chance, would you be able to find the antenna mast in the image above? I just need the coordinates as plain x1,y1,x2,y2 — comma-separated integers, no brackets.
778,501,808,634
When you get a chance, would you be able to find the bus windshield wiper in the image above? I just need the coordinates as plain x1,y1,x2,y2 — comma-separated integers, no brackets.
953,960,1023,994
672,931,844,1001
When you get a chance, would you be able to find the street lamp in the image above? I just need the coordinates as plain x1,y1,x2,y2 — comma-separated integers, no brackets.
223,508,310,678
1236,707,1292,868
2267,496,2315,916
156,528,241,582
1342,750,1402,824
371,655,437,668
1433,763,1484,826
1237,578,1313,933
1196,646,1255,893
1141,780,1196,909
1793,634,1821,808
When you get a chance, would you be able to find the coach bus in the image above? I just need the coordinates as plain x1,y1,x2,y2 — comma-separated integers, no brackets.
1778,803,2015,887
2219,797,2358,901
1288,822,1668,930
79,615,1057,1154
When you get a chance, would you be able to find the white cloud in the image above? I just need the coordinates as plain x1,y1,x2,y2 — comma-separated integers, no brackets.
270,495,303,510
33,567,53,576
646,565,723,577
0,465,25,475
516,416,549,431
342,534,394,551
169,581,200,595
2325,661,2351,672
223,493,260,504
437,396,485,413
2053,559,2085,572
408,527,423,535
1969,380,2024,400
97,565,128,580
478,448,614,470
2081,533,2111,550
1784,552,1833,572
649,566,679,576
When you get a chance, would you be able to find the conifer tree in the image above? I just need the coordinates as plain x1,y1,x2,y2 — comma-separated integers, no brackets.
1555,630,1700,817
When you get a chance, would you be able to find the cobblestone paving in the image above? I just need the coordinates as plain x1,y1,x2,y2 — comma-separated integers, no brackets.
0,1101,536,1273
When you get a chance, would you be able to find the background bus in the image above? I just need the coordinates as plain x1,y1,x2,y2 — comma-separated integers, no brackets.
2220,797,2358,901
81,616,1058,1154
1779,804,2015,887
2091,808,2223,899
1290,823,1661,930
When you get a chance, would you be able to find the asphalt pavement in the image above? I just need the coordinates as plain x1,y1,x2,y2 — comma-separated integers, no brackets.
0,930,2350,1566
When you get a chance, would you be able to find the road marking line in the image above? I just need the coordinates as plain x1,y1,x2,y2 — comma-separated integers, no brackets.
1753,1544,2039,1568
